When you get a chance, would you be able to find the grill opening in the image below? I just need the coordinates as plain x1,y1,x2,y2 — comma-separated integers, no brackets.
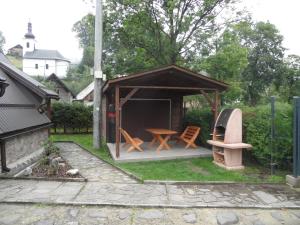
215,126,225,141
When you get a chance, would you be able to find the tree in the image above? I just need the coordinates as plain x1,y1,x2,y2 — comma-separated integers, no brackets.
73,0,242,76
108,0,240,65
278,55,300,101
233,21,285,105
0,31,5,53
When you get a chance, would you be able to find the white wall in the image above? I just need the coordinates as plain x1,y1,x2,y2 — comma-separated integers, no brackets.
23,59,69,78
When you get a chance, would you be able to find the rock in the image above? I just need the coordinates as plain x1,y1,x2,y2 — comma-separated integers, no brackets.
138,210,164,219
253,191,278,204
292,211,300,218
270,212,284,223
22,167,32,176
48,158,59,175
183,213,197,224
54,157,64,162
66,169,79,176
69,209,79,218
59,163,66,168
253,219,266,225
119,211,131,220
216,212,239,225
35,219,55,225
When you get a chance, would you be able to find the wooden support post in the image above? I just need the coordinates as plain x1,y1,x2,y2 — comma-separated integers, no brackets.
46,98,51,136
214,91,220,123
115,86,120,158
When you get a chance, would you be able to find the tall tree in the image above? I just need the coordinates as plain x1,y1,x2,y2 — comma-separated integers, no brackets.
233,21,285,105
0,31,5,53
73,0,242,76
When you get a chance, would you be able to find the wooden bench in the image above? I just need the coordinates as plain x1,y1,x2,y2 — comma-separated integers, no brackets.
120,128,144,152
177,126,201,149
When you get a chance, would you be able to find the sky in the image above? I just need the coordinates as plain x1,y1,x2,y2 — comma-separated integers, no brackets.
0,0,300,63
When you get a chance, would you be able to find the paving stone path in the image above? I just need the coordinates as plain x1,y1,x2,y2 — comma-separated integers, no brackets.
0,179,299,208
55,142,137,183
0,203,300,225
0,142,300,224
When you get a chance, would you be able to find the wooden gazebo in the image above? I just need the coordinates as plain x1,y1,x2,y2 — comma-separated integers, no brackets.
102,65,228,158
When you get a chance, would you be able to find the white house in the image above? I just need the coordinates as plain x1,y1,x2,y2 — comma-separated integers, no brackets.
22,22,70,78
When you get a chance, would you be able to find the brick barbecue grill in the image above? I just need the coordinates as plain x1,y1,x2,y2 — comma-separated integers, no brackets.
207,108,252,170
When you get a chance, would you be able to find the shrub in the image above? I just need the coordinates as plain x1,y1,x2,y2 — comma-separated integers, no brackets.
51,102,93,133
184,102,293,169
241,103,292,169
183,107,213,146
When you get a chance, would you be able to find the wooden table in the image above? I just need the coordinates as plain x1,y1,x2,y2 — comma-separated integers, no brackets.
146,128,178,153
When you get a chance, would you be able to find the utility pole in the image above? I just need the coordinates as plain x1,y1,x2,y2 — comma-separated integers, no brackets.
93,0,103,148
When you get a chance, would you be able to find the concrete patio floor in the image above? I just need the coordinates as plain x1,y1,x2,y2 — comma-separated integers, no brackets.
107,141,212,162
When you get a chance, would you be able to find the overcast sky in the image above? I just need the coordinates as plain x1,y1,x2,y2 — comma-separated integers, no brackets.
0,0,299,63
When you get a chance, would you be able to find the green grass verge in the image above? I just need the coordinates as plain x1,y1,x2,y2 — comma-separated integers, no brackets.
51,134,286,183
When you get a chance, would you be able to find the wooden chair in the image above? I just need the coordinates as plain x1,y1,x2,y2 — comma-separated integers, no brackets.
177,126,201,149
120,128,144,152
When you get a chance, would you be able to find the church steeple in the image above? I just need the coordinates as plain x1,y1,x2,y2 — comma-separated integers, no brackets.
24,22,35,39
23,21,36,55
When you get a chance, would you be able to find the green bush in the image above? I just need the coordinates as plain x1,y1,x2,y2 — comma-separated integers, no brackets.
241,103,292,169
51,102,93,133
184,103,293,169
183,107,213,146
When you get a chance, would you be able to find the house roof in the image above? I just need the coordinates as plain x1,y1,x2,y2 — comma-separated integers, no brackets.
8,44,23,50
24,49,70,62
76,81,94,100
0,53,59,99
103,64,229,94
0,53,57,138
46,73,75,97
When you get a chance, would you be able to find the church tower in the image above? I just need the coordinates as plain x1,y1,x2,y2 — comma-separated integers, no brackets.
23,22,36,55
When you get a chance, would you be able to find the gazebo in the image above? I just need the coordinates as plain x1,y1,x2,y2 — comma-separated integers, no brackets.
102,65,228,161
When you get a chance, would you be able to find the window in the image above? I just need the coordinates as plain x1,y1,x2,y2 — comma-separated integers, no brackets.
46,64,49,69
35,64,38,69
26,42,29,48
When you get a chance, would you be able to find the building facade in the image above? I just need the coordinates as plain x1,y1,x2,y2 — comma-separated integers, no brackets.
22,22,70,78
0,53,58,175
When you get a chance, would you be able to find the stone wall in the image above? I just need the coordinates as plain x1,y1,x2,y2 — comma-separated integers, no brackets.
4,128,48,165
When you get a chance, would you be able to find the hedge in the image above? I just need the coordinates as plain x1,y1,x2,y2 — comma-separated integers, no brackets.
51,102,93,133
184,102,293,169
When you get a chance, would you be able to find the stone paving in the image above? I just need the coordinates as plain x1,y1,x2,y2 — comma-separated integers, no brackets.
0,179,300,208
0,142,300,224
0,203,300,225
55,142,137,183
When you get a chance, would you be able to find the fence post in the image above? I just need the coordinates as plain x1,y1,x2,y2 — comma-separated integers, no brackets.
293,97,300,177
286,96,300,187
270,96,276,175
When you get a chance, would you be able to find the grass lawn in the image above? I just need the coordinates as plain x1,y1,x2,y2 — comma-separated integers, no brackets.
51,134,287,183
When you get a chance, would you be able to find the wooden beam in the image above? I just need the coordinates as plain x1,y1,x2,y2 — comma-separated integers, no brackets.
120,88,139,107
115,85,120,158
200,90,214,108
120,86,217,91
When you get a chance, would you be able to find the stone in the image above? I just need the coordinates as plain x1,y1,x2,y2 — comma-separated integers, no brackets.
88,211,107,218
66,169,79,176
66,222,79,225
183,213,197,224
59,163,66,168
119,211,131,220
253,191,278,204
69,209,79,218
186,188,195,195
48,158,59,175
138,210,164,219
216,212,239,225
271,212,284,223
292,211,300,218
22,167,32,176
54,157,64,162
253,220,265,225
35,219,55,225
